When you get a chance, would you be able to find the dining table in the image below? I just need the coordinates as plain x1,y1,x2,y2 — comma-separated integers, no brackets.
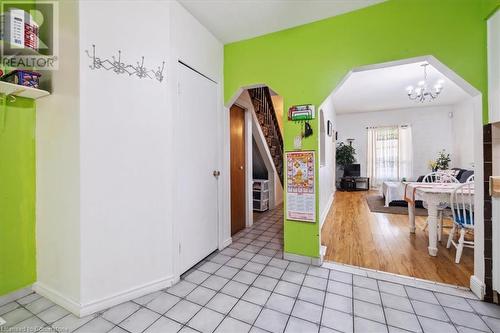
404,182,474,257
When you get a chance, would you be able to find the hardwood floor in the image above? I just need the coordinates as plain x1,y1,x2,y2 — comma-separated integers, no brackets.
321,190,474,287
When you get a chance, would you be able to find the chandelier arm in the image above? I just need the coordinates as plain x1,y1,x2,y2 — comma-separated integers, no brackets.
406,63,443,103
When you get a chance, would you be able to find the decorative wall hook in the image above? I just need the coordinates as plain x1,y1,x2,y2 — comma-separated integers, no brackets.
84,45,165,83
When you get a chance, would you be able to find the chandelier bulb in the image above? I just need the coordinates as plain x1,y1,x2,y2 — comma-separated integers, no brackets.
406,63,443,102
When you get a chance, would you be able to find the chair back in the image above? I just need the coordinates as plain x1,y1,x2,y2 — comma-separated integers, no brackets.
466,174,475,183
422,171,459,184
450,182,474,228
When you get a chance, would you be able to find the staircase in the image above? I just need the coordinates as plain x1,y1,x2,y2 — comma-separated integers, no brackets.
248,87,284,184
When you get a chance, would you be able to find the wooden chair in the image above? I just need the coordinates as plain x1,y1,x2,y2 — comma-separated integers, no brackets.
421,172,459,241
447,182,474,263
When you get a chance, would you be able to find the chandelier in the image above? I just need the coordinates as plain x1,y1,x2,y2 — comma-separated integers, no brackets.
406,64,444,102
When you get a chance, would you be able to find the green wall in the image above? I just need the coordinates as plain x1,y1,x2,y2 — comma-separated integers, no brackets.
0,97,36,295
0,2,39,296
225,0,500,258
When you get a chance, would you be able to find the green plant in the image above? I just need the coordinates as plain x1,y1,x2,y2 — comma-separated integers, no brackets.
336,142,356,168
435,149,451,170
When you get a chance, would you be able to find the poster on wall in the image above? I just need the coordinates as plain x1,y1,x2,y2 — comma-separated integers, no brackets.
286,151,316,223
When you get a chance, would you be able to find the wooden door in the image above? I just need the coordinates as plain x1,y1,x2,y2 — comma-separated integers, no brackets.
176,63,218,274
230,105,246,235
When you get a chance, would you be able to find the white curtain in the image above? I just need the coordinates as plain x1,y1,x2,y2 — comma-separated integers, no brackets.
398,125,413,181
367,125,413,187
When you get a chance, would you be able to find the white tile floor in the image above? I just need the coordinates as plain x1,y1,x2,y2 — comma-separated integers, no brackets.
2,207,500,333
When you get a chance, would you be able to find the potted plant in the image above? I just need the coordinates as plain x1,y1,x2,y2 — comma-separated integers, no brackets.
336,142,356,177
436,150,451,170
428,150,451,171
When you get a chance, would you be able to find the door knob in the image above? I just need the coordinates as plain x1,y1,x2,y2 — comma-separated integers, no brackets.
239,166,244,170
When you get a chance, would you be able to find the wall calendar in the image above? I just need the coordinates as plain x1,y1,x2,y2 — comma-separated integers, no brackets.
286,151,315,222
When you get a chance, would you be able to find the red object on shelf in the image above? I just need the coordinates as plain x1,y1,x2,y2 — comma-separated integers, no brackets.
24,22,39,51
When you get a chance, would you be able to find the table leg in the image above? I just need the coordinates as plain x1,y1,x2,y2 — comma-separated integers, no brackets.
426,200,439,256
408,201,416,234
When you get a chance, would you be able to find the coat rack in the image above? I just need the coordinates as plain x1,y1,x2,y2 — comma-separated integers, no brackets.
85,45,165,82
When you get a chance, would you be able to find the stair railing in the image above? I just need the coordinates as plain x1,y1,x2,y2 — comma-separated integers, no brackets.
248,87,284,184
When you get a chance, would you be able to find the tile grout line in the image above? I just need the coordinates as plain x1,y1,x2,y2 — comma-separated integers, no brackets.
263,258,300,333
403,283,425,333
316,268,331,332
11,296,55,331
10,207,500,333
211,215,284,332
244,212,289,332
172,210,282,332
376,279,389,331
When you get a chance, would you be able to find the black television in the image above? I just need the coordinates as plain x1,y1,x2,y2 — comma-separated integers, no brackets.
344,164,360,177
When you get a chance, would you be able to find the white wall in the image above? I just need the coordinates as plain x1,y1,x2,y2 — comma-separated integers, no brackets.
36,0,224,316
452,99,475,169
336,105,456,180
318,93,336,229
36,0,81,304
78,0,173,306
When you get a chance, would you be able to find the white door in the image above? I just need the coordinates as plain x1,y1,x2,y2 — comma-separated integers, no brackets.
176,62,219,274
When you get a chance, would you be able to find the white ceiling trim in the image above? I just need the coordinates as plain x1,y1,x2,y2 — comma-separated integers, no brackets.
332,56,478,114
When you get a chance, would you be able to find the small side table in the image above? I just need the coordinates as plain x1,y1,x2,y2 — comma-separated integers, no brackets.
340,177,370,191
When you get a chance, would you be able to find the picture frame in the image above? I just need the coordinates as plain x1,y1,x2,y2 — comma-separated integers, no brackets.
327,120,333,137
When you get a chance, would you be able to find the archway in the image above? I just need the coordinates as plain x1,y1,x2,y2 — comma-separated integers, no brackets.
224,84,285,245
320,55,484,298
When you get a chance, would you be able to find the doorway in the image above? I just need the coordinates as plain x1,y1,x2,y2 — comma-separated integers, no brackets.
225,86,285,255
230,104,246,235
320,56,483,293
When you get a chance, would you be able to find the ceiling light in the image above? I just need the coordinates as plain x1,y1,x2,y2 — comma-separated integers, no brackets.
407,64,444,103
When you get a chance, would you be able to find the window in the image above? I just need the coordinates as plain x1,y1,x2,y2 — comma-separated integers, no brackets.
367,125,412,187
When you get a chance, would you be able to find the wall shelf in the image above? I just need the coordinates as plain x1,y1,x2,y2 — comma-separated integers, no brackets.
0,41,44,57
0,81,50,100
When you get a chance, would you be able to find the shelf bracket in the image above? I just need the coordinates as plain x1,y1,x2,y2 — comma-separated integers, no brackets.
0,93,16,135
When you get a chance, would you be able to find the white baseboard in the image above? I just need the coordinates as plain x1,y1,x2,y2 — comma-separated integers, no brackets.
33,283,81,316
323,261,476,299
470,275,485,299
34,275,178,318
284,252,321,266
320,193,334,230
221,237,232,249
0,286,33,307
320,245,327,264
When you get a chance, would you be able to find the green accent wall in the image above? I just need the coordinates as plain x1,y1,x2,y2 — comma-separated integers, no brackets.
224,0,500,258
0,98,36,295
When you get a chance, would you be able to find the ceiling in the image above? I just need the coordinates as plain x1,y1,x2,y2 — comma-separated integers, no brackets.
178,0,385,43
333,61,471,114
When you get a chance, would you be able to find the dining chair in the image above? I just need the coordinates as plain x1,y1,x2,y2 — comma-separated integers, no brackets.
447,182,474,264
421,172,460,241
422,171,460,184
